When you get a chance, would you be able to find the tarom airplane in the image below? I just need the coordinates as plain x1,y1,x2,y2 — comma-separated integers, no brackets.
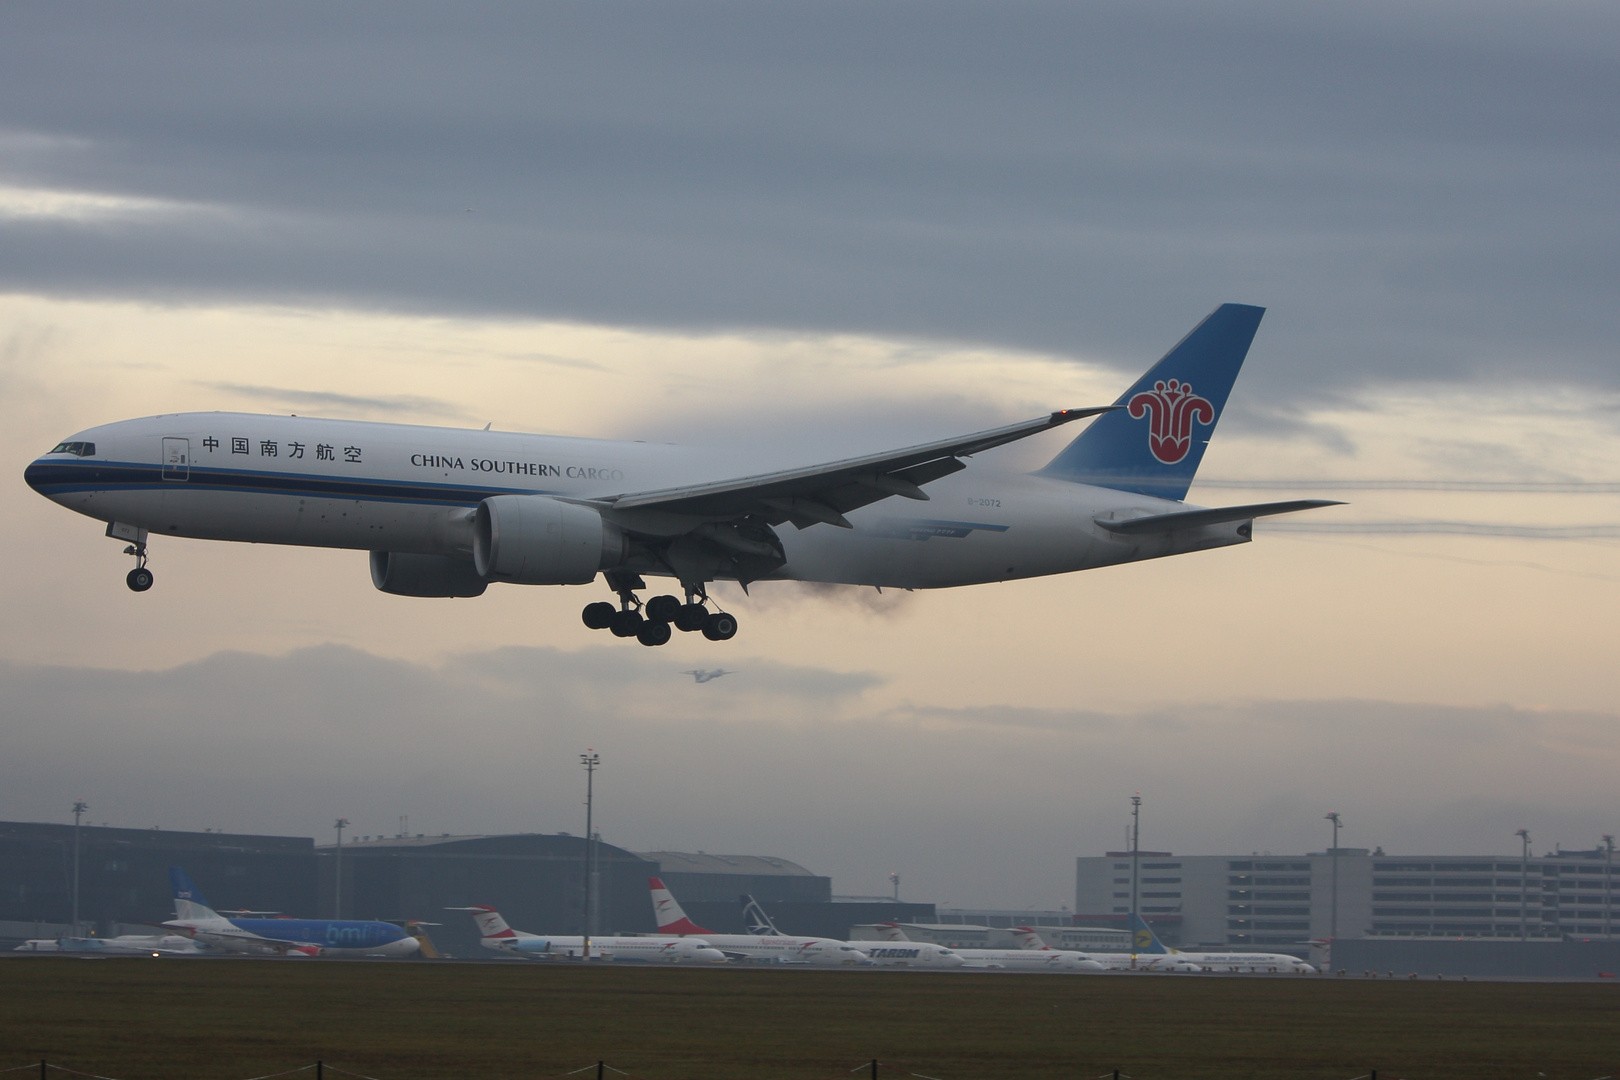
452,905,727,963
866,922,1102,973
646,878,871,966
162,867,420,957
24,304,1337,645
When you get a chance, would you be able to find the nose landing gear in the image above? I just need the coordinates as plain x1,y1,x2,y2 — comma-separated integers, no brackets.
124,544,153,592
578,576,738,644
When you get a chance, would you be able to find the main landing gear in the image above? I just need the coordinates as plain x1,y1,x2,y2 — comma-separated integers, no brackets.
581,574,738,646
124,544,153,592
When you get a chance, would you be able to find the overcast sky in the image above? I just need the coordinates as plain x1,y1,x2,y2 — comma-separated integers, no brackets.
3,2,1619,910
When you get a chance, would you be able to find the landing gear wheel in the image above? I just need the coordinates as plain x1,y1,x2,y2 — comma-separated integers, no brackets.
581,601,616,630
673,603,708,632
609,609,645,638
636,620,672,647
126,566,154,592
645,594,681,623
701,611,738,641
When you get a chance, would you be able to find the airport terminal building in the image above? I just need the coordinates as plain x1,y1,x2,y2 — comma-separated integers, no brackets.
1077,847,1620,949
0,818,928,954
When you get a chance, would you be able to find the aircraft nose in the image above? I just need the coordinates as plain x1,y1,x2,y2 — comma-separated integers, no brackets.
23,460,49,494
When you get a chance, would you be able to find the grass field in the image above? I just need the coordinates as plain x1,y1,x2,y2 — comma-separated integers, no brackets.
3,958,1618,1080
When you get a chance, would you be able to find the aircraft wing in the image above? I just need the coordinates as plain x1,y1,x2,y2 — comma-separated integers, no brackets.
605,407,1114,529
1096,499,1343,535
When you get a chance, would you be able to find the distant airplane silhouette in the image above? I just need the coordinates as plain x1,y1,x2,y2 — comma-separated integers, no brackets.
683,669,733,684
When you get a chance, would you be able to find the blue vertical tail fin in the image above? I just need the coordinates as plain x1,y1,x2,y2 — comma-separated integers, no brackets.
1129,912,1170,954
1040,304,1264,501
169,866,221,921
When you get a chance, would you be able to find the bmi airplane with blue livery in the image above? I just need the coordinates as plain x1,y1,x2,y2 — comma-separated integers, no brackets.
24,305,1336,643
162,867,420,957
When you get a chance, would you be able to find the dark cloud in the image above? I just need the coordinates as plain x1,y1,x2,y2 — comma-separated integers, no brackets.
0,2,1616,405
3,645,1617,907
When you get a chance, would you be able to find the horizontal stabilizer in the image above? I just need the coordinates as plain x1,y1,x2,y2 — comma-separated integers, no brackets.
1097,499,1343,535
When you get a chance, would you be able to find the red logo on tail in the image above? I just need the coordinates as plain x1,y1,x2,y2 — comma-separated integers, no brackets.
1127,379,1214,464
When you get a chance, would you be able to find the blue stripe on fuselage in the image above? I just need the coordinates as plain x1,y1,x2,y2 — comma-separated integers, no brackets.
23,458,556,507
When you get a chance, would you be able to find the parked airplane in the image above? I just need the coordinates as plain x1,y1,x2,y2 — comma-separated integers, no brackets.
1013,918,1313,974
1008,924,1198,972
865,922,1102,972
646,879,870,966
64,933,205,956
727,896,964,969
13,934,202,955
452,904,727,963
1123,913,1316,974
24,304,1336,644
162,868,420,957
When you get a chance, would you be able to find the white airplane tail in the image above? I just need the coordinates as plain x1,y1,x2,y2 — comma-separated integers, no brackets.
1011,926,1051,950
872,922,909,942
740,894,783,936
455,906,523,941
648,877,715,935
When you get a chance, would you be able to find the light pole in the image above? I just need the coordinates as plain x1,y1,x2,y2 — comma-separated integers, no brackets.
1130,794,1142,934
71,799,87,936
580,750,600,960
1325,812,1342,945
1516,828,1531,942
889,872,900,901
333,817,349,918
1604,834,1614,940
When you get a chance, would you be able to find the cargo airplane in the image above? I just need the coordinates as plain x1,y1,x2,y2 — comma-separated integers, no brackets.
24,304,1337,644
453,905,727,963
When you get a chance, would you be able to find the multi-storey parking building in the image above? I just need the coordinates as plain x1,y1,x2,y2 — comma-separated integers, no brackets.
1077,846,1620,949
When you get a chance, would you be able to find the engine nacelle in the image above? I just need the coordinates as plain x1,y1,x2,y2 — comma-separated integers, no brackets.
370,551,488,597
473,495,627,585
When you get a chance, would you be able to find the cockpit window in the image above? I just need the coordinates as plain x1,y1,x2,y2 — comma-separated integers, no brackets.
49,441,95,457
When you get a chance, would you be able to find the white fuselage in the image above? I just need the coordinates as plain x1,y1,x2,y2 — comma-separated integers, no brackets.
53,934,206,956
671,935,871,966
950,948,1103,972
26,413,1246,590
858,942,966,969
486,933,727,964
1152,951,1315,974
1080,950,1313,973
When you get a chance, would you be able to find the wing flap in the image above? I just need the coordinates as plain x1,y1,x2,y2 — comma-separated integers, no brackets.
1096,499,1343,535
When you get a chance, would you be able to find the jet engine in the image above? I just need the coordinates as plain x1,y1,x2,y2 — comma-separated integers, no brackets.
473,494,627,585
370,551,488,597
